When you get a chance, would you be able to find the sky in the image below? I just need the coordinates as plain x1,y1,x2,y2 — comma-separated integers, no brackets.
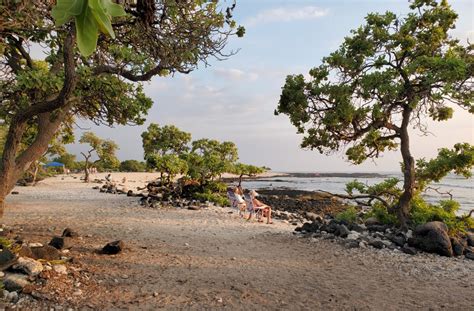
68,0,474,173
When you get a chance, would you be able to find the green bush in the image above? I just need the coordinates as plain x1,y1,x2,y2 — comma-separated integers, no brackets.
365,204,398,225
193,191,229,207
335,206,358,223
410,196,474,234
203,181,227,194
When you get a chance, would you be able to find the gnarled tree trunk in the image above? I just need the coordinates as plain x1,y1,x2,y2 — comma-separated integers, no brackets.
0,111,70,217
396,106,415,229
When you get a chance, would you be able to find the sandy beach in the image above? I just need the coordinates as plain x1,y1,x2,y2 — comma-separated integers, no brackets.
3,173,473,310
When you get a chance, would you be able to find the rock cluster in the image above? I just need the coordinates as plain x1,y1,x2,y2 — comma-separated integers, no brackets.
295,218,474,260
95,180,215,210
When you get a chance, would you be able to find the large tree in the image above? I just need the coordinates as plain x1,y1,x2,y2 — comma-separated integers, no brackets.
0,0,243,215
276,0,473,228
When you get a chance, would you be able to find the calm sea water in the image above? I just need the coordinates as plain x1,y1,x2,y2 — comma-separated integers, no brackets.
241,173,473,215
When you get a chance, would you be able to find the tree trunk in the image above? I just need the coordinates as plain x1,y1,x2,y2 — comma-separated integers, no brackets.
397,106,415,229
84,159,90,183
0,111,69,217
238,174,243,187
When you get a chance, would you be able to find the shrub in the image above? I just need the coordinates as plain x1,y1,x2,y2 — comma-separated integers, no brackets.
365,204,398,225
410,196,474,234
193,191,229,207
335,206,358,223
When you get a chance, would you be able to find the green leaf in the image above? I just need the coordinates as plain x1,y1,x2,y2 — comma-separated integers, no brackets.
89,0,115,38
100,0,126,17
75,6,99,57
51,0,85,25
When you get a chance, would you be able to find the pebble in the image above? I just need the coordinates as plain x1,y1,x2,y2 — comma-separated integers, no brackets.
73,289,82,296
153,292,158,297
28,243,43,248
53,264,67,274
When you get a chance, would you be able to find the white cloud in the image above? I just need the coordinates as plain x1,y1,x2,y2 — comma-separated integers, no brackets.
213,68,259,81
246,6,328,26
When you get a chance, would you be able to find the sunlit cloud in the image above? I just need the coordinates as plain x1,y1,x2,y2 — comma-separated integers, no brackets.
213,68,259,81
246,6,329,26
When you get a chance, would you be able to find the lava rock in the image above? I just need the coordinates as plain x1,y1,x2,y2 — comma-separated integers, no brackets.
304,212,323,223
300,221,320,233
12,257,43,276
408,221,453,257
365,217,380,226
465,252,474,260
335,224,350,238
466,233,474,247
0,248,17,270
368,239,385,249
401,246,418,255
62,228,79,238
102,240,124,255
388,233,406,248
450,237,466,257
3,273,29,292
367,225,388,233
30,245,61,261
187,206,201,211
49,236,71,250
345,240,360,249
348,223,366,233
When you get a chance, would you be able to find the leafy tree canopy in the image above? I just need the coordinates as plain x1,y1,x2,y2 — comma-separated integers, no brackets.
142,123,191,158
275,0,473,227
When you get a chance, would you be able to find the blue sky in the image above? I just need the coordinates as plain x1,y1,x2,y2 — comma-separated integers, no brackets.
69,0,474,172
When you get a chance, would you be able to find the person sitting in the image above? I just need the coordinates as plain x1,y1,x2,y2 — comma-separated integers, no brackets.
244,189,273,224
227,187,246,217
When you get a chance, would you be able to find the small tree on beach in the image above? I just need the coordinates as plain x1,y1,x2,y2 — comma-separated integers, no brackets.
276,0,473,228
0,1,243,216
119,160,146,172
231,163,266,187
79,132,119,182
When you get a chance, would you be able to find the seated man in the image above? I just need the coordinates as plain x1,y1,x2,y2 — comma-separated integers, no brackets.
245,189,273,224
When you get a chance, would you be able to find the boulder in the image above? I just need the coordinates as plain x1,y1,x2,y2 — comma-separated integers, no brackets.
0,248,17,270
62,228,79,238
466,233,474,247
304,212,323,223
347,231,361,240
335,224,350,238
3,273,29,292
187,206,201,211
348,223,366,233
368,239,385,249
401,246,418,255
102,240,124,255
450,237,466,257
30,245,61,261
12,257,43,276
388,233,406,248
408,221,453,257
49,236,71,250
365,217,380,226
345,240,360,249
300,222,320,233
465,252,474,260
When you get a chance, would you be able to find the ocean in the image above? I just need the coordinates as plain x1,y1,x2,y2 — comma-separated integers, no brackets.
241,173,473,215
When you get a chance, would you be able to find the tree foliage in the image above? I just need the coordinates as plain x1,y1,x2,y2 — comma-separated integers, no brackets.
79,131,119,181
276,0,473,227
0,0,244,211
142,123,191,158
119,159,146,172
231,163,266,186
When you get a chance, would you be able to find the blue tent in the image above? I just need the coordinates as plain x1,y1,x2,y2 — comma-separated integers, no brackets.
43,161,65,168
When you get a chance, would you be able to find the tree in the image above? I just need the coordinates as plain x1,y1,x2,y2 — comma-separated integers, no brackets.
142,123,192,158
188,139,238,185
79,132,119,182
53,153,78,171
231,163,266,187
0,1,243,215
119,160,146,172
146,154,188,185
275,0,473,228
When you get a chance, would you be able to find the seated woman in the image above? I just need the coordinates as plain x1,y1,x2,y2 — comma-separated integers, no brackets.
245,189,273,224
233,186,246,217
